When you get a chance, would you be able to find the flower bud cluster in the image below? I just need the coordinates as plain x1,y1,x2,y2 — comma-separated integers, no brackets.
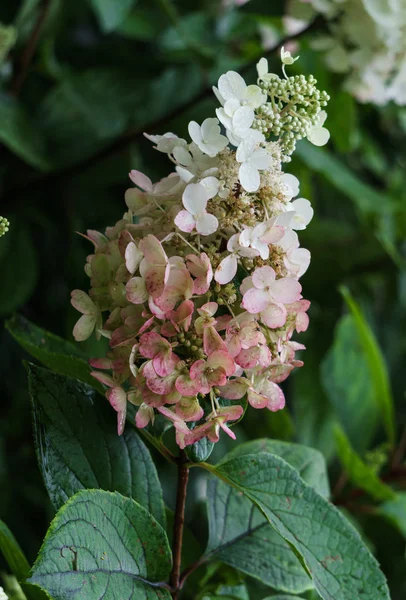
0,217,10,238
255,64,330,158
71,51,329,448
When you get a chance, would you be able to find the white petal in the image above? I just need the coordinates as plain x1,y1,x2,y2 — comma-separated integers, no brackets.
174,210,196,233
224,98,241,117
173,145,192,166
291,197,314,229
239,162,260,192
212,85,225,106
196,212,218,236
200,117,218,140
188,121,202,145
239,227,253,247
308,126,330,146
227,233,241,252
182,183,208,214
215,254,238,284
281,173,300,198
244,85,266,109
216,107,232,131
257,57,268,78
200,176,220,199
218,71,246,102
232,106,254,134
251,148,272,170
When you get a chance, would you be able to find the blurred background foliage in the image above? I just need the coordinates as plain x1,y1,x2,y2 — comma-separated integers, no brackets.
0,0,405,599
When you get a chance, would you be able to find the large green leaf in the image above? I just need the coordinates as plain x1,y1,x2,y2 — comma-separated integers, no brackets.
0,224,38,317
27,364,166,527
205,440,329,593
0,94,50,170
90,0,137,33
321,314,378,452
207,452,390,600
6,314,103,393
29,490,172,599
334,426,395,502
379,493,406,539
340,286,396,445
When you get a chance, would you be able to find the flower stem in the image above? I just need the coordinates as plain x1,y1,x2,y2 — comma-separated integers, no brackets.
170,450,190,598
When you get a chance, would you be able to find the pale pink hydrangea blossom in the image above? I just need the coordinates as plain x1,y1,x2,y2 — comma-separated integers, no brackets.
70,52,329,447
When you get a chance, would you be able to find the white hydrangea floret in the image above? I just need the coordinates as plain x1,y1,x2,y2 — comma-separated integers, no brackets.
307,110,330,146
236,131,272,192
281,45,299,65
174,178,219,236
188,118,228,157
277,198,314,230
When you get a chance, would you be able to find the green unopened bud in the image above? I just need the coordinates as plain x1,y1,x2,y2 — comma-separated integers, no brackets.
0,216,10,237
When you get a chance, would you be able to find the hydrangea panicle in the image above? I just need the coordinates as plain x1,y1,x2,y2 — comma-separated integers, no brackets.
71,52,330,447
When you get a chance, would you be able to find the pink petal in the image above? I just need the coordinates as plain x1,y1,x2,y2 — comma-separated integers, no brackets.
252,266,276,289
174,209,196,233
126,277,148,304
129,169,153,191
203,326,227,356
261,380,286,411
139,235,168,265
107,386,127,412
136,404,154,428
260,303,287,328
219,421,236,440
270,278,302,304
218,378,249,400
242,288,270,313
153,350,177,377
175,374,201,397
139,332,165,358
247,389,269,409
89,358,114,369
235,347,260,369
208,350,235,376
144,266,167,298
71,290,97,315
215,254,237,284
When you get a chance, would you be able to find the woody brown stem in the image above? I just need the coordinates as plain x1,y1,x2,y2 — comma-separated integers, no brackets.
170,450,189,599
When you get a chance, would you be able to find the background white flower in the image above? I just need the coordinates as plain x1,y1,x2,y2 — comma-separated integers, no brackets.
188,118,228,157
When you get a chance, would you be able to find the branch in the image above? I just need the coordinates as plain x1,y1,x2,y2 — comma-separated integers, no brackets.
10,0,51,97
170,450,189,599
3,15,325,202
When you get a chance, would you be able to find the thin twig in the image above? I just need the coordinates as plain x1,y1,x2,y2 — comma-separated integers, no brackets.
2,15,324,203
170,450,190,599
11,0,51,96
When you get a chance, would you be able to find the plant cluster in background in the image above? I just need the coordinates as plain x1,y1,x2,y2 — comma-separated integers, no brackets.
0,1,406,600
287,0,406,105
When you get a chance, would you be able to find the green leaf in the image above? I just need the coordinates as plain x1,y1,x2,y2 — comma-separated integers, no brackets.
27,364,166,527
6,314,104,394
0,223,38,317
186,436,214,463
262,597,305,600
0,23,17,64
0,94,50,170
0,519,46,600
205,441,329,593
39,69,134,168
296,141,395,216
321,314,378,452
334,426,395,502
340,286,396,446
379,493,406,539
90,0,137,33
225,439,330,498
207,452,390,600
29,490,172,599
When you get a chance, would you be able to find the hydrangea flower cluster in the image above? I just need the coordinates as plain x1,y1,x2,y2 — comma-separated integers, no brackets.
71,52,329,449
288,0,406,105
0,217,10,238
